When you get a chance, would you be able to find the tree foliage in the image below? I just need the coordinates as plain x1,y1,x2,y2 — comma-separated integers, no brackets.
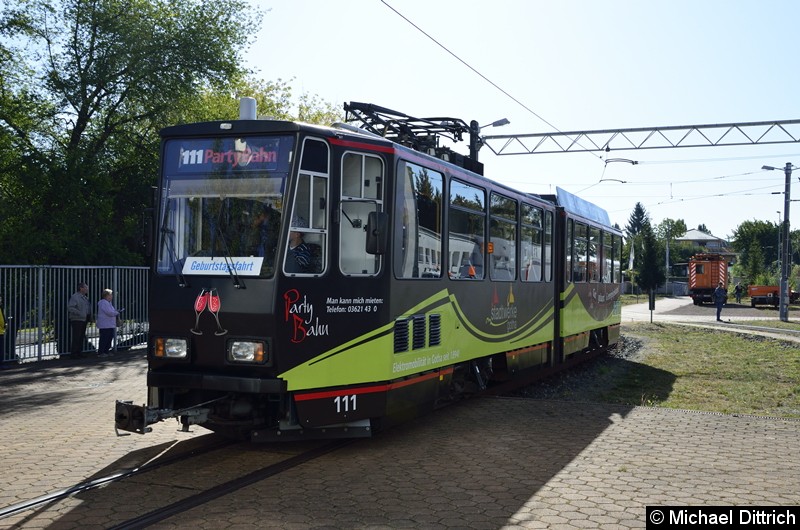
634,222,666,292
622,202,650,272
0,1,341,265
741,239,767,285
624,202,649,239
730,219,780,282
654,218,687,241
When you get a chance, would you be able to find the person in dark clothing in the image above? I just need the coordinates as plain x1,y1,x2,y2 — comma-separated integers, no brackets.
0,295,6,363
285,230,314,273
734,282,743,304
713,281,727,321
67,282,92,358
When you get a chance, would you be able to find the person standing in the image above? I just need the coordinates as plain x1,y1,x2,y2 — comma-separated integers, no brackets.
96,289,122,358
734,282,743,304
0,295,6,363
67,282,92,358
713,281,727,322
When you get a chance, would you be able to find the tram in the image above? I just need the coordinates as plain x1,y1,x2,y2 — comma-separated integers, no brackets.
114,99,622,440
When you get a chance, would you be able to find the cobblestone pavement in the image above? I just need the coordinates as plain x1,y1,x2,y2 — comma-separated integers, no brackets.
1,347,799,528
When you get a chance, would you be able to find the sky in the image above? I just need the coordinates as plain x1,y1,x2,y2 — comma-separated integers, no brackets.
243,0,800,240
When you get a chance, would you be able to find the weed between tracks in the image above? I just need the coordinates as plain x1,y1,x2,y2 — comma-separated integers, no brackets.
515,322,800,418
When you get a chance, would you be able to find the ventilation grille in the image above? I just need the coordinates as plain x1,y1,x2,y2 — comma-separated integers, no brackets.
394,319,409,353
394,314,442,353
428,314,441,346
412,315,426,350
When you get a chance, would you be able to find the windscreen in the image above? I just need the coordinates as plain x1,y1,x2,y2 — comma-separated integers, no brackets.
157,135,295,278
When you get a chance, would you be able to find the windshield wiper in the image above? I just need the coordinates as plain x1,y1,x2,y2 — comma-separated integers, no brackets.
214,199,245,289
159,200,188,287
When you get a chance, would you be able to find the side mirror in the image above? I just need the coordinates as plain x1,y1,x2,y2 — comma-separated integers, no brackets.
366,211,389,255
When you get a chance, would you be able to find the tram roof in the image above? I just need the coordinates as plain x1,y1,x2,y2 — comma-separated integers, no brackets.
545,187,613,227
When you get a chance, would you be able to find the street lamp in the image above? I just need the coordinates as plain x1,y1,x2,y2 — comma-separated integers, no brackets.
469,118,510,161
777,211,781,278
481,118,510,129
762,163,794,322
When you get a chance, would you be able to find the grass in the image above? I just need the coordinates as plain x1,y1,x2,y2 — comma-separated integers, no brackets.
734,320,800,331
605,322,800,418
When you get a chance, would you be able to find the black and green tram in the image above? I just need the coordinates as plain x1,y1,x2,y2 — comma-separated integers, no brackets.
115,100,623,440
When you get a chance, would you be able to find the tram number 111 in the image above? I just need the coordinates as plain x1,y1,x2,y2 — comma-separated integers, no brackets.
334,394,357,413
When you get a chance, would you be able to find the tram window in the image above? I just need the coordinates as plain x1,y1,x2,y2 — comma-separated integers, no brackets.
587,226,598,282
613,235,622,283
300,139,329,174
573,222,588,282
448,179,486,280
602,232,612,283
521,203,543,282
343,154,382,200
394,161,443,279
565,219,573,284
158,135,293,279
285,138,329,275
340,152,384,276
490,193,516,281
544,211,553,282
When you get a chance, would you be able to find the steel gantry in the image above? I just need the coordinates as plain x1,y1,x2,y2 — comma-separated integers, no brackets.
481,119,800,156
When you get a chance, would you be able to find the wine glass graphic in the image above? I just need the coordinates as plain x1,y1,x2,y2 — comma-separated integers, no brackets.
190,289,209,335
208,289,227,336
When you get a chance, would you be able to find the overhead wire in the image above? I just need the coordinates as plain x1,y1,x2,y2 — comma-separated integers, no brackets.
379,0,799,230
379,0,602,159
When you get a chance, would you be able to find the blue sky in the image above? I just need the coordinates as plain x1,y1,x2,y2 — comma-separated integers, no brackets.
245,0,800,239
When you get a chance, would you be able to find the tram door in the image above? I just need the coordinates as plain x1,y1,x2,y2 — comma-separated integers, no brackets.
339,152,384,276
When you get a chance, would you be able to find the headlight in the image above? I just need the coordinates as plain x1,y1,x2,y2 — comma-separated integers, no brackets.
154,337,188,358
227,340,266,363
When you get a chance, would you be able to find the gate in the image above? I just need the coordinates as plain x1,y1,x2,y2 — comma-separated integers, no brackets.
0,266,148,364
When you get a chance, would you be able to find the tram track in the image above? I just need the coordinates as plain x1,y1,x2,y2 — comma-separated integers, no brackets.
0,434,237,521
109,438,354,529
0,435,354,528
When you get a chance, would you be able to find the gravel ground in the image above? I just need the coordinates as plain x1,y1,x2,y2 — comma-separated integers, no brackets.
508,297,794,403
510,331,651,401
511,318,796,403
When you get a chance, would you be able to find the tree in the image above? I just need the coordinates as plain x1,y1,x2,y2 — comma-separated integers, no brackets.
622,202,649,272
731,220,780,282
697,223,712,234
635,222,666,293
0,0,262,264
655,219,687,242
742,240,767,285
624,202,649,239
654,218,686,277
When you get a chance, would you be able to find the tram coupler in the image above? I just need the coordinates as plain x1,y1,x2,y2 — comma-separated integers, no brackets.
114,400,209,436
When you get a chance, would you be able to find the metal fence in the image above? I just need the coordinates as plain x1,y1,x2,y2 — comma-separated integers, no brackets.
0,266,149,364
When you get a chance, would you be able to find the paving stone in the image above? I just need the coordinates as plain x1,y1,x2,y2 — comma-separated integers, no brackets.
1,351,799,529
